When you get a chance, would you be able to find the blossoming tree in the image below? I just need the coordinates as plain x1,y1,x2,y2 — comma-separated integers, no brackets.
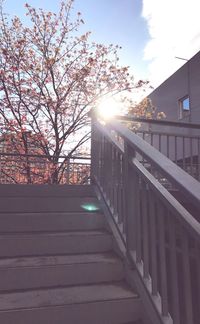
0,0,145,183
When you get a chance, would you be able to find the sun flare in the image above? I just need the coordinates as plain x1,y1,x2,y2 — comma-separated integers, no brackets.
97,97,122,119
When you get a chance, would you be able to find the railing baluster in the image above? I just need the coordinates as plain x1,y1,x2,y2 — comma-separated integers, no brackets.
167,135,169,158
110,143,114,207
135,172,142,263
190,138,193,177
198,138,200,180
159,134,161,152
130,167,138,251
175,136,177,164
122,153,126,234
182,136,185,171
150,133,153,146
181,229,194,324
149,190,158,296
111,146,115,213
158,203,169,316
194,242,200,321
117,152,123,224
126,162,136,251
141,179,150,278
116,153,120,215
168,215,180,324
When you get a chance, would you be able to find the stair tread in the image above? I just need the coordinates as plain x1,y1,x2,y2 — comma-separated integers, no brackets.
0,197,100,212
0,252,121,269
0,184,95,197
0,282,138,311
0,211,102,216
0,230,110,238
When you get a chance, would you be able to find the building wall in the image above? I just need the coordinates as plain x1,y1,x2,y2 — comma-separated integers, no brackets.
137,51,200,164
149,51,200,124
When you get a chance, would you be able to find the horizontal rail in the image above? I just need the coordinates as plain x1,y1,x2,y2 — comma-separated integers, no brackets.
0,153,91,184
0,152,91,160
132,158,200,241
135,129,200,139
116,115,200,129
131,129,200,181
108,119,200,209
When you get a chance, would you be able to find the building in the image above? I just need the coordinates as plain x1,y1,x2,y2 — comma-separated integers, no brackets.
148,50,200,124
134,51,200,178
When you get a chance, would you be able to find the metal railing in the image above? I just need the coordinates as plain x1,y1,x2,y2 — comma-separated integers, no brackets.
117,116,200,181
91,116,200,324
0,152,90,184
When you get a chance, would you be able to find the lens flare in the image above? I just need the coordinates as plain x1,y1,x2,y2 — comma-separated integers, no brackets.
81,203,100,212
97,97,122,119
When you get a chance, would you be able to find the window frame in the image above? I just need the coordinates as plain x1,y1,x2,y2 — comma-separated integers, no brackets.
179,95,190,119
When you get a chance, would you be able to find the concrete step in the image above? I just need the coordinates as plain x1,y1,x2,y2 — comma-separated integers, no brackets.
0,212,104,233
0,184,95,197
122,321,144,324
0,196,100,212
0,282,141,324
0,230,112,257
0,252,124,291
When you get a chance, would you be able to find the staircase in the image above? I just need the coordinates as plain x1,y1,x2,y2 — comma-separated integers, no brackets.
1,117,199,324
0,184,143,324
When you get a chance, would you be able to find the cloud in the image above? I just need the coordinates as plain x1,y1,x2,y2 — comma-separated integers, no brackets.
142,0,200,87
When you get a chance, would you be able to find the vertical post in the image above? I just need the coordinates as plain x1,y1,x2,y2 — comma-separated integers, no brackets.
168,215,180,324
90,110,96,185
159,134,161,152
198,138,200,180
142,179,150,279
66,159,70,184
182,229,194,323
149,191,158,295
167,135,169,158
158,204,169,316
123,142,136,253
190,138,193,176
183,137,186,171
175,136,177,164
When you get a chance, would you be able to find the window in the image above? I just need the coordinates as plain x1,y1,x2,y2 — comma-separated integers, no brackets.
179,95,190,119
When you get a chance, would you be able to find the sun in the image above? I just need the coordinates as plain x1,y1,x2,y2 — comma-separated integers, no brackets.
97,97,122,119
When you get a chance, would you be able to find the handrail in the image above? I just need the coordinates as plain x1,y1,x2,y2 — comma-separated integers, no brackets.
116,115,200,129
0,152,91,160
127,123,200,181
92,116,200,324
96,118,200,209
133,158,200,241
134,128,200,139
0,152,91,184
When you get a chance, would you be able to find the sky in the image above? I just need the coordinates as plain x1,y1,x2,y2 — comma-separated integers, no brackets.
3,0,200,90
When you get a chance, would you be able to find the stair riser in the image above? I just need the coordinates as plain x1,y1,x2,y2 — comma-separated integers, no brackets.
0,262,124,291
0,213,104,232
0,197,100,212
0,298,141,324
0,234,112,257
0,184,95,197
